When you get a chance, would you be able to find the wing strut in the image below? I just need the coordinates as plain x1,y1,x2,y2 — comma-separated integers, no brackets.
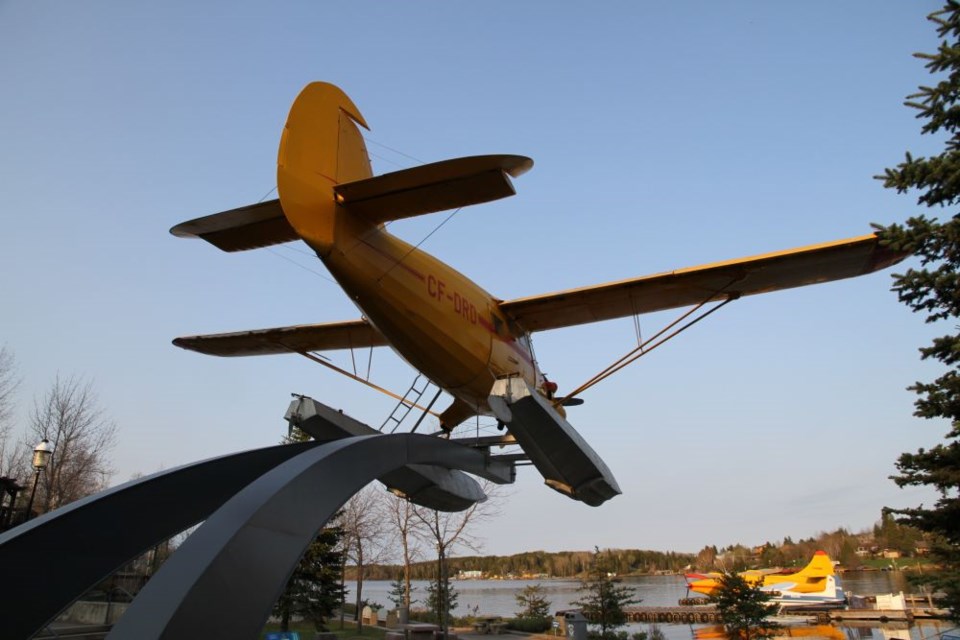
295,351,442,418
559,287,741,406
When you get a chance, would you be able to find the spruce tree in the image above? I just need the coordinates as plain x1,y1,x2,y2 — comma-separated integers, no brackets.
875,1,960,622
425,574,458,623
513,583,553,632
272,524,346,632
515,583,552,620
709,573,779,640
571,547,641,638
388,576,416,609
273,425,346,631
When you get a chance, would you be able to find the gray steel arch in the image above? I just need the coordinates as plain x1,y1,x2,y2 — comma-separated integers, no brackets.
107,433,493,639
0,440,323,640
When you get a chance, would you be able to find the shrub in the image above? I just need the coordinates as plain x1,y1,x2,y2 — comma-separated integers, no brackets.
507,617,553,633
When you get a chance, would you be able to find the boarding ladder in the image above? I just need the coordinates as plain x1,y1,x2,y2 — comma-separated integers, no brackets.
379,374,440,433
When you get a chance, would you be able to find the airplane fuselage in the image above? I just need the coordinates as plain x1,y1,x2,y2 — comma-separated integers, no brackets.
315,211,543,426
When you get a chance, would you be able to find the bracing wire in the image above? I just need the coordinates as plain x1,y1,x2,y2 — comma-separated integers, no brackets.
560,287,741,404
265,247,338,285
368,151,414,171
257,185,278,203
365,137,426,165
376,208,462,283
296,349,441,418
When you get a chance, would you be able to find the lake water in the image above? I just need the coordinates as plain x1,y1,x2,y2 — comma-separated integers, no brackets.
349,572,953,640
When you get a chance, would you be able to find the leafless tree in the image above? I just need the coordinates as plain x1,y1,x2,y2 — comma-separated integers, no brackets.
341,484,393,633
28,374,117,513
0,346,22,477
0,346,17,434
411,481,502,635
382,492,426,614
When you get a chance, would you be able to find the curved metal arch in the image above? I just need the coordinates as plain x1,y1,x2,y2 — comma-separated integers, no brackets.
0,440,323,640
106,433,490,639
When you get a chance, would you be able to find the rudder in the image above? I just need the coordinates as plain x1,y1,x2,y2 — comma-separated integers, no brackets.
277,82,372,254
796,551,835,577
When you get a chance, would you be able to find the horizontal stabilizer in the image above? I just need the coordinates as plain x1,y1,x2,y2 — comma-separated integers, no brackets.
335,155,533,224
170,199,299,252
173,319,388,356
501,234,907,332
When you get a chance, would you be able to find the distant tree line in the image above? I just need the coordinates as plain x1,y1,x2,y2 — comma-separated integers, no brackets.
348,548,696,580
692,518,928,573
342,514,931,582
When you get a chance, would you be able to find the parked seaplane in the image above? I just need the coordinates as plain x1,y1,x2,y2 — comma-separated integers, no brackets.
686,551,847,609
171,82,906,508
686,550,837,597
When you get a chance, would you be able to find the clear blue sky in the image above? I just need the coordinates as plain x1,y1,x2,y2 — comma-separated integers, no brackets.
0,1,949,556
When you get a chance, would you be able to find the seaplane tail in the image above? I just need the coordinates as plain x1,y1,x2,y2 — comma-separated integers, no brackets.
172,82,532,259
169,82,371,254
276,81,533,259
786,550,835,587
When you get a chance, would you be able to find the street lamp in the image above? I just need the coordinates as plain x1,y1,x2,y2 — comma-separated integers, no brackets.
25,439,53,519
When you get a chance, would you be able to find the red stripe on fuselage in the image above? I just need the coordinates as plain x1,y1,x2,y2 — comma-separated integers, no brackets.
477,314,536,369
355,232,536,371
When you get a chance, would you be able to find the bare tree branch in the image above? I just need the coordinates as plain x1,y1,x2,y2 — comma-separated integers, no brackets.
28,374,117,513
410,480,504,634
410,480,503,557
0,346,22,477
341,484,393,632
381,492,427,609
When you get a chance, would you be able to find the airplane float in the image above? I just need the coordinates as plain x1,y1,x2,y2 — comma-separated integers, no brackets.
171,82,906,508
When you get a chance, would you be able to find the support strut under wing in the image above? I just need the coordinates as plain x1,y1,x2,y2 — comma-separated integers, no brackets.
284,395,515,512
488,377,621,507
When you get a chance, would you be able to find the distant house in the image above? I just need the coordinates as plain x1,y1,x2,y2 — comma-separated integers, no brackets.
881,549,901,559
457,570,483,579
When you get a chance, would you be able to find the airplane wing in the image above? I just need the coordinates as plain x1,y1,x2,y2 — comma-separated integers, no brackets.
499,234,906,332
172,319,388,356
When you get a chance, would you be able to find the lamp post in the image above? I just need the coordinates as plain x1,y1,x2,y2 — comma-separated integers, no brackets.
25,438,53,520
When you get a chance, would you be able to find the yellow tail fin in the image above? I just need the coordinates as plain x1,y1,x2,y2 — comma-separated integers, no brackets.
794,551,835,577
277,82,372,254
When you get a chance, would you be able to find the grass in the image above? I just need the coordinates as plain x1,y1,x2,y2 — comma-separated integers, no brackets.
854,557,937,571
261,619,389,639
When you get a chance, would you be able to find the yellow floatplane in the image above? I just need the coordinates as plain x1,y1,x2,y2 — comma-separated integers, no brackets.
171,82,906,507
686,551,846,608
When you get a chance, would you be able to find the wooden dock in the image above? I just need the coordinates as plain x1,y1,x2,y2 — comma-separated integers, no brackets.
623,606,725,624
829,609,912,622
623,606,826,624
620,604,945,624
